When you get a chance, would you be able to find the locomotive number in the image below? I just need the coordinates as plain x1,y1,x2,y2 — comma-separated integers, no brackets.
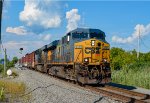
85,47,100,54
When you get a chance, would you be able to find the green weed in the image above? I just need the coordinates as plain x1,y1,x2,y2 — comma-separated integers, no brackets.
112,67,150,89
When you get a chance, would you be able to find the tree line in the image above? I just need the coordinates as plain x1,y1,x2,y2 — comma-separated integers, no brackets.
111,47,150,71
0,57,18,73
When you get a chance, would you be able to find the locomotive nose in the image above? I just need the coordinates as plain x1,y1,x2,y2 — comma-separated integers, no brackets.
84,39,101,64
83,39,110,64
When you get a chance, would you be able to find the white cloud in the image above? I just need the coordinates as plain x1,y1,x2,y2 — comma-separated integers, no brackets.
19,0,61,29
112,24,150,43
43,34,51,41
6,26,29,35
3,41,46,59
4,41,44,50
4,41,28,50
38,34,51,41
66,9,81,33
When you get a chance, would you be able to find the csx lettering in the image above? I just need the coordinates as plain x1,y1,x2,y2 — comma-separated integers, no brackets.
85,47,100,54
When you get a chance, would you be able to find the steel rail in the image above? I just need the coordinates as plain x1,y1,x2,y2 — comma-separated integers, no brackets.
86,86,148,103
103,85,150,100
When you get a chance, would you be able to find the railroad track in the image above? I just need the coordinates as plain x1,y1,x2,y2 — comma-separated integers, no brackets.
104,85,150,100
26,68,150,103
86,85,150,103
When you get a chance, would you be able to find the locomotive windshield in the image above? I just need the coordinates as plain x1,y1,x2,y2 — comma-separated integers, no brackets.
72,32,88,39
90,32,105,40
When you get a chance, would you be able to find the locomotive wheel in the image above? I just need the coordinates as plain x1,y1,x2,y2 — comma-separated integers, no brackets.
73,81,77,84
48,69,53,76
78,82,85,87
76,74,86,86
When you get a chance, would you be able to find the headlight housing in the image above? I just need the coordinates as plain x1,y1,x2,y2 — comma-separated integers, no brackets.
91,40,95,46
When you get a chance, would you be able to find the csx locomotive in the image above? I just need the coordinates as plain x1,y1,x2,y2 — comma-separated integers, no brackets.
20,28,111,85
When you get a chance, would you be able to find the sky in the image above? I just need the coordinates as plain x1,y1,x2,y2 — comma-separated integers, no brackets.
1,0,150,60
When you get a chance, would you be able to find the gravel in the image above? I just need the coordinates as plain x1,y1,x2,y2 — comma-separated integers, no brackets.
11,67,120,103
132,87,150,95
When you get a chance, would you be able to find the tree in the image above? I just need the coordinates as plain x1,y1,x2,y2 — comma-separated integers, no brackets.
0,64,3,72
0,59,4,64
12,57,18,64
110,47,150,71
110,47,126,70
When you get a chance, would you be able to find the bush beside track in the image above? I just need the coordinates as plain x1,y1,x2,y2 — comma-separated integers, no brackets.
111,47,150,89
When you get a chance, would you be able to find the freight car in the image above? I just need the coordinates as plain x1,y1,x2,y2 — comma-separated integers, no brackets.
20,28,111,85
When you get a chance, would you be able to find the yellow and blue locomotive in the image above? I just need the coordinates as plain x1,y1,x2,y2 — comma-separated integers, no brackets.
21,28,111,85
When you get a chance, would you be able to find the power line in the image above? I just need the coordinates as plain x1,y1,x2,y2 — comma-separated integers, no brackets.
140,37,150,50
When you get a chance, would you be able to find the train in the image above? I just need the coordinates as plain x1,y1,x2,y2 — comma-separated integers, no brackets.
19,28,111,85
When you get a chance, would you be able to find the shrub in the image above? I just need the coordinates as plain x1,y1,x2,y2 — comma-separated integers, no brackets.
0,64,3,73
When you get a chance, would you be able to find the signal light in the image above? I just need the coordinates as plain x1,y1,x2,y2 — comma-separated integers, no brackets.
20,48,23,50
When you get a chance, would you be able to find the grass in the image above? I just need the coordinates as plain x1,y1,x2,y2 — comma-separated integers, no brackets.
112,67,150,89
0,87,4,101
0,68,31,102
0,80,30,102
0,80,25,94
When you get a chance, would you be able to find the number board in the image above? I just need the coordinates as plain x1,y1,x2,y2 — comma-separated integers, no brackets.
85,47,100,54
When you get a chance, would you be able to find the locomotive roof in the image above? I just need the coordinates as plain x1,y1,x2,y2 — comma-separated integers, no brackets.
69,28,105,36
40,45,47,51
23,28,107,57
47,40,59,49
34,40,59,53
35,45,46,53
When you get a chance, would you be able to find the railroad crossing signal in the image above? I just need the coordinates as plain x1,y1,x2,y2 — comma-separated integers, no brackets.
19,48,23,54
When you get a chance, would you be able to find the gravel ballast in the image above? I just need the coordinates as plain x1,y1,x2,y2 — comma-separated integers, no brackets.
12,68,120,103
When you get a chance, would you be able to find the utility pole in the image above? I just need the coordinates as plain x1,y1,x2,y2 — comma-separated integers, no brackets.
137,26,140,60
0,0,3,52
4,48,7,75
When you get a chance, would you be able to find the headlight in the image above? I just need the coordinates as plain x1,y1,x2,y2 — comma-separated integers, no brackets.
84,58,88,62
91,40,95,46
103,59,107,62
84,58,89,63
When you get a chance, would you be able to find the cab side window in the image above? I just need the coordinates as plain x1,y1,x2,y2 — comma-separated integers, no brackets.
72,32,88,39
